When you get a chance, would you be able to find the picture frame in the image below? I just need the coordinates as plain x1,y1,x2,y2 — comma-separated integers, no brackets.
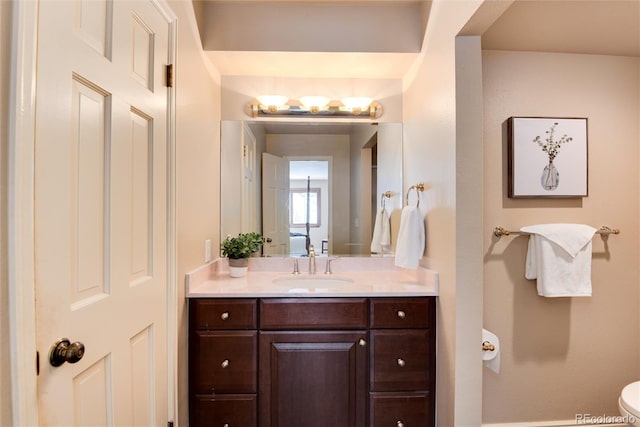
507,117,588,198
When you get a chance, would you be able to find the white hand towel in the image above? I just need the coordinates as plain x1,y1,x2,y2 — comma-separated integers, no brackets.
370,208,390,253
380,209,391,248
394,205,425,269
521,224,597,297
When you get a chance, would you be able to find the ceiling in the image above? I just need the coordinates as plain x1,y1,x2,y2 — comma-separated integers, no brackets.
482,0,640,57
195,0,640,80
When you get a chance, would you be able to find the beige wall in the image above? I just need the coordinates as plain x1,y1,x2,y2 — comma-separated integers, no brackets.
197,1,423,53
376,123,404,253
0,1,11,425
349,125,376,255
402,1,485,425
454,35,485,423
482,50,640,423
168,1,221,426
220,121,244,238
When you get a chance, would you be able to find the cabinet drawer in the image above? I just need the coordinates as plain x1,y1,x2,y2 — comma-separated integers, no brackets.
190,299,257,330
191,394,257,427
260,298,368,330
370,391,432,427
370,298,434,329
190,331,257,394
370,330,431,392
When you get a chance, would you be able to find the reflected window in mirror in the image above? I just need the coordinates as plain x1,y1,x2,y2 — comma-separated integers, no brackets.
290,188,321,227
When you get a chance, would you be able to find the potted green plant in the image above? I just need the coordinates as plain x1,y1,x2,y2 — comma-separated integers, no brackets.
221,232,263,277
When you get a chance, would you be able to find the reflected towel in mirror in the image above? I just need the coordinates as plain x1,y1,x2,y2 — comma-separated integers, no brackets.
371,208,391,254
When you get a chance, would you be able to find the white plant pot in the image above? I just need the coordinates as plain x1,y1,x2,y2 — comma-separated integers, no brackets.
228,258,249,278
229,266,248,278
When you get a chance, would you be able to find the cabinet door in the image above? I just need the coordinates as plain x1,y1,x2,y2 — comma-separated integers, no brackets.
259,331,368,427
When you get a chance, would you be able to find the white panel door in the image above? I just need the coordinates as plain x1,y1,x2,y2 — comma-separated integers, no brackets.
262,153,290,256
34,1,172,425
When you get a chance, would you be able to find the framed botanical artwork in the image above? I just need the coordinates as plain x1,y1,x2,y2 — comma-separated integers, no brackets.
507,117,588,198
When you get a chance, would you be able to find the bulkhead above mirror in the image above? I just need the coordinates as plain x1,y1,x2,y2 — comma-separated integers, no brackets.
220,120,403,257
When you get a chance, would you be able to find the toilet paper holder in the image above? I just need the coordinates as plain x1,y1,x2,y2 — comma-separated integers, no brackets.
482,341,495,352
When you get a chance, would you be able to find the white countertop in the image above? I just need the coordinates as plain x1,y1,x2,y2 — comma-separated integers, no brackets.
186,256,439,298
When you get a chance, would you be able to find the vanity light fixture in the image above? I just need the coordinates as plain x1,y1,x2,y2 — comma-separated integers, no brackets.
249,95,382,119
256,95,289,113
298,96,330,114
341,97,373,116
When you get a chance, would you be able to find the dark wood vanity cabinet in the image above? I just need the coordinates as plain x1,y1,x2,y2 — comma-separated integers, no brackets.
189,296,435,427
369,298,436,427
189,299,259,427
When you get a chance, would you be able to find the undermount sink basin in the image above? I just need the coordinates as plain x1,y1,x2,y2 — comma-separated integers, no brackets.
272,275,353,291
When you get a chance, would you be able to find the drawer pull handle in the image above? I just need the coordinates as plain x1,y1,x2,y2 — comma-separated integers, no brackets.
397,421,404,427
397,310,406,319
358,338,367,347
221,359,230,368
221,312,230,321
397,358,405,367
223,424,229,427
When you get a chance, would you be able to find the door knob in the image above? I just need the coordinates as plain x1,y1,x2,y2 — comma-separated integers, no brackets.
266,237,273,243
49,338,85,367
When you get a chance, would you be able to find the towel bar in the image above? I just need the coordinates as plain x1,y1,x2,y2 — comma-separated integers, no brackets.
381,191,392,209
405,182,426,207
493,225,620,239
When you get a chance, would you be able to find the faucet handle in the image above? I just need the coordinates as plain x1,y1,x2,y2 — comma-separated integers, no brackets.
292,258,300,275
325,257,338,274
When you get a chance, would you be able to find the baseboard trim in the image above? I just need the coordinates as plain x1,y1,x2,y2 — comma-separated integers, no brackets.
482,420,628,427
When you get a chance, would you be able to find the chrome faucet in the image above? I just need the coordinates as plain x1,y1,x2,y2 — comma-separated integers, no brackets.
308,245,316,274
325,257,337,274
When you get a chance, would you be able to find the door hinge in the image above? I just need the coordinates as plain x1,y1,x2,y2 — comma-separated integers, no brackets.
243,145,248,157
36,351,40,376
166,64,174,88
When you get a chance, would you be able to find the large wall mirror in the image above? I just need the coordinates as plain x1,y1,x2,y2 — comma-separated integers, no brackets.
221,120,403,256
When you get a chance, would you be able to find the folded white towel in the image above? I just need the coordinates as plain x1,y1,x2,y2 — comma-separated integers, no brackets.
370,208,390,253
521,224,597,297
394,205,425,269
